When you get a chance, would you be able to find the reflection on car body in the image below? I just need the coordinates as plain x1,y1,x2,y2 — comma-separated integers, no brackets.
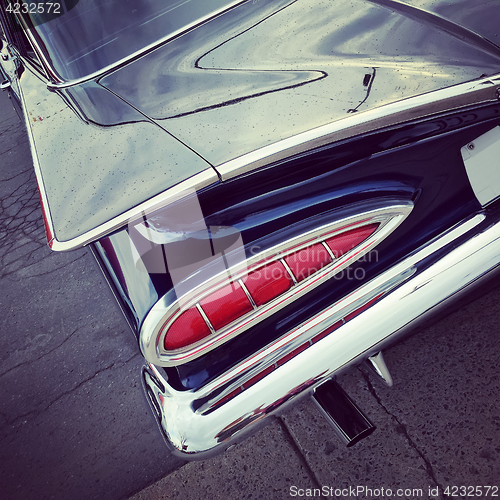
1,0,500,458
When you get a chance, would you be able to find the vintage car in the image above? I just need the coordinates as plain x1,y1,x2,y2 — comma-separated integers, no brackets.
1,0,500,459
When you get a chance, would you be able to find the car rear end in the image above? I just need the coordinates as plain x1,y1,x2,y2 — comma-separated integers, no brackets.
91,78,500,456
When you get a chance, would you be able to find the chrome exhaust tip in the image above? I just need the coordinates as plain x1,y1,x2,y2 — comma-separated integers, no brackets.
312,379,375,447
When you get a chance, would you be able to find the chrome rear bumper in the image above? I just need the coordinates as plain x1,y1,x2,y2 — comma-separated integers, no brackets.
142,211,500,459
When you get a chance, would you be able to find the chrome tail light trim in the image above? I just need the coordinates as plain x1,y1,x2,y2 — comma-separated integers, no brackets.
141,212,494,459
139,201,413,366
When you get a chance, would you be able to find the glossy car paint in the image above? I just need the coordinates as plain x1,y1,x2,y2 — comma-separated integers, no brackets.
14,64,214,242
96,100,500,330
101,0,500,166
3,0,500,247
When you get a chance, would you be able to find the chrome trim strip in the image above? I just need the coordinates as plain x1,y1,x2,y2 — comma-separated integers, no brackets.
238,279,257,309
47,168,218,251
142,212,494,459
196,303,216,334
216,74,500,180
140,202,413,366
461,125,500,206
280,258,298,285
321,240,336,261
366,351,393,387
39,0,248,88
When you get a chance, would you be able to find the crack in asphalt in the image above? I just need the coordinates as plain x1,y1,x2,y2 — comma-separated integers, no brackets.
278,416,323,489
4,351,141,427
0,168,48,278
0,140,30,157
18,252,88,279
0,157,87,280
0,165,32,179
0,324,85,380
0,165,89,280
360,370,448,500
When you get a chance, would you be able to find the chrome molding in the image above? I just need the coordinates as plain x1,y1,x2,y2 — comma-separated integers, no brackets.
281,258,298,285
142,212,494,459
238,279,257,309
196,303,216,334
216,73,500,180
18,19,55,82
139,201,413,366
45,169,218,252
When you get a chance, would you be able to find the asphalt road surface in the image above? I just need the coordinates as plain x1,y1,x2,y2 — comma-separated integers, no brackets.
0,89,183,499
1,87,499,500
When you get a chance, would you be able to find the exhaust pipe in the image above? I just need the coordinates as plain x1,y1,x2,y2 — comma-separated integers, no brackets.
312,379,375,447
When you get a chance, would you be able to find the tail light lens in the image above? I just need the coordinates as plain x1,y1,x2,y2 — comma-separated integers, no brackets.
243,261,293,306
284,243,332,281
325,224,378,257
200,282,253,330
164,307,210,350
161,223,379,353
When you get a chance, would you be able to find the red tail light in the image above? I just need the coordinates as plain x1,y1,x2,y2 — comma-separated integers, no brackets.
160,222,381,353
200,282,253,330
284,243,332,281
140,202,413,367
164,307,211,350
325,224,378,257
143,201,417,368
243,261,293,306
